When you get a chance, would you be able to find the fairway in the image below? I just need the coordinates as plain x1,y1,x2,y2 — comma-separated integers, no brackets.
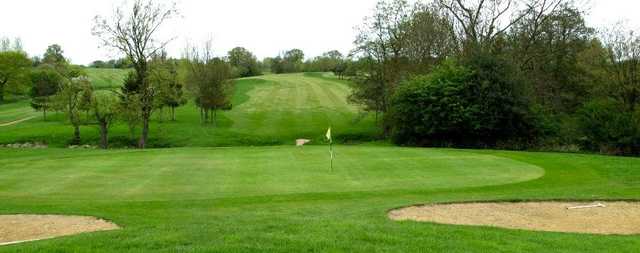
0,73,378,147
85,68,130,90
0,146,542,201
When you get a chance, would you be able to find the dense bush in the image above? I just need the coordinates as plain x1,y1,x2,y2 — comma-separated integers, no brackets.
578,98,640,155
389,58,538,147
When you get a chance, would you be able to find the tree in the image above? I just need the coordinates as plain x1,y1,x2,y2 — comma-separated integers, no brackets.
601,25,640,111
228,47,261,77
118,71,143,139
30,66,64,120
389,59,537,146
509,3,597,113
350,0,417,130
436,0,563,55
185,41,234,125
0,51,31,103
283,49,305,72
0,37,23,52
92,92,120,149
149,54,186,121
93,0,178,148
54,77,92,145
42,44,67,66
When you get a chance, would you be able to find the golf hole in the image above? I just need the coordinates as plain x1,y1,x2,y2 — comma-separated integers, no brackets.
389,201,640,235
0,215,119,246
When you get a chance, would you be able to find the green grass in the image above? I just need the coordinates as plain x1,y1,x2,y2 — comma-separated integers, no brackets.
0,100,39,125
85,68,130,90
3,71,640,252
0,73,379,147
1,146,640,252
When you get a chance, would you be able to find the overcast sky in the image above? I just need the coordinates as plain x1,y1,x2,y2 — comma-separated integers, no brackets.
1,0,639,65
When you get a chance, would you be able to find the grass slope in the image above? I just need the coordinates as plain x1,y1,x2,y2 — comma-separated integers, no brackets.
0,100,39,125
85,68,130,90
0,73,378,147
0,147,639,252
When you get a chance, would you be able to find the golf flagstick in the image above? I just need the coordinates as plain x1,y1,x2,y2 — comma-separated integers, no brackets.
326,127,333,172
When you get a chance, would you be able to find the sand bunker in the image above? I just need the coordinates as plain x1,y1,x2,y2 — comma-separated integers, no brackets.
389,201,640,235
0,215,119,246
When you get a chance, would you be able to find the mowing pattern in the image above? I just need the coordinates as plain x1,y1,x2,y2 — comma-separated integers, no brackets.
0,146,543,201
0,73,378,147
0,101,38,126
85,68,130,90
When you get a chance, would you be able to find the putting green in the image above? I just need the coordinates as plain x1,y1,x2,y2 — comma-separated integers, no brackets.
0,146,543,201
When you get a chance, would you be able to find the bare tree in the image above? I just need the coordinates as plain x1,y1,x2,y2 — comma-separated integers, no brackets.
601,25,640,110
437,0,563,53
92,0,178,148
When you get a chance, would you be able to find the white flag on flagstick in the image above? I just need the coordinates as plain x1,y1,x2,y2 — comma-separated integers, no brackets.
326,127,332,142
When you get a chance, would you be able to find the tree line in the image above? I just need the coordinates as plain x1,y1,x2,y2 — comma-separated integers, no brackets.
341,0,640,155
1,1,262,149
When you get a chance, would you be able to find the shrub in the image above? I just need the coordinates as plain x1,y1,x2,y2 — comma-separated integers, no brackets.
578,98,640,154
389,58,538,147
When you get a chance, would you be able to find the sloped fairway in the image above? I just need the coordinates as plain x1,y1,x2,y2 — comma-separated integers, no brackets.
0,101,39,126
2,147,640,252
85,68,130,90
0,146,542,201
0,73,378,146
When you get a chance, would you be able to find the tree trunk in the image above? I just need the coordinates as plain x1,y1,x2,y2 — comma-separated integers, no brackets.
171,107,176,121
43,97,48,121
139,112,150,149
213,109,217,127
0,83,4,103
72,124,81,145
99,121,109,149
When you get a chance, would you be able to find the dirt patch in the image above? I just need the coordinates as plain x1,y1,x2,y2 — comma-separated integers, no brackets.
0,215,119,246
389,201,640,235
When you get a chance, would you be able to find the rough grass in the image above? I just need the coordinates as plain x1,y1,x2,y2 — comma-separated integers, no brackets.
1,147,640,252
0,73,379,147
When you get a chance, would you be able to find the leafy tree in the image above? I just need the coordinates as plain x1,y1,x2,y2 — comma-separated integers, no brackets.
30,66,64,120
149,54,186,121
92,91,120,149
0,51,31,103
54,77,92,145
509,4,598,113
350,0,435,132
185,42,234,125
304,50,344,73
389,58,537,146
118,71,143,139
42,44,67,66
271,49,306,73
93,0,178,148
578,98,640,154
228,47,261,77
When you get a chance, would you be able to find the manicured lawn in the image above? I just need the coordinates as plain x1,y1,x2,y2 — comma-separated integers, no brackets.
1,146,639,252
0,100,39,125
3,71,640,252
0,73,379,147
85,68,130,90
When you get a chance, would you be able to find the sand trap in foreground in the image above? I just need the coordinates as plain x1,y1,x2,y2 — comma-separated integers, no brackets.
0,215,119,246
389,202,640,235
